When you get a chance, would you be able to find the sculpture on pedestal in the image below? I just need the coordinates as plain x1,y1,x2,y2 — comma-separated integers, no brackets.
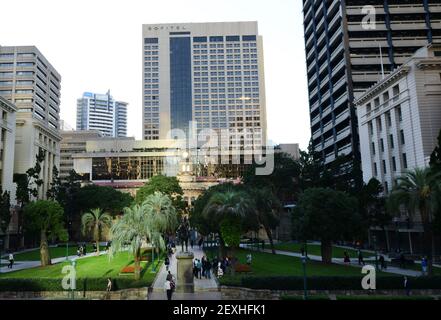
177,217,190,252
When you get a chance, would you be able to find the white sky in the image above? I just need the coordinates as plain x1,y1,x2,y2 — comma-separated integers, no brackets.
1,0,311,150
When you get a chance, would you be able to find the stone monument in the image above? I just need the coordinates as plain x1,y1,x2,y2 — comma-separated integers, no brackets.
176,217,194,292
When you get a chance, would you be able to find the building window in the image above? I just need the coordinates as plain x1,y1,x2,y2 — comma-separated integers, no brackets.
386,112,392,126
372,142,376,155
380,138,384,152
393,85,400,99
373,162,378,176
144,38,159,44
397,106,402,121
400,129,405,144
403,153,408,169
389,134,394,149
242,35,257,41
384,181,389,193
377,118,382,132
392,157,397,172
383,160,387,174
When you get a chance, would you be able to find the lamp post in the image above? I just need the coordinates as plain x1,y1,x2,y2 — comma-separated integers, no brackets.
151,243,156,273
301,255,308,300
373,234,378,271
71,260,76,300
0,238,3,274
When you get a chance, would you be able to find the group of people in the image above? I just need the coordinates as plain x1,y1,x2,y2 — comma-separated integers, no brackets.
193,256,212,279
76,243,88,256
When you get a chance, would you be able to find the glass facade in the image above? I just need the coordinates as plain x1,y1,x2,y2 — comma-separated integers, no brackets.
92,156,165,180
170,37,192,134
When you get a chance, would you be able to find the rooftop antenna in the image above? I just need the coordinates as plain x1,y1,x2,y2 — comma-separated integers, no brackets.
379,43,385,80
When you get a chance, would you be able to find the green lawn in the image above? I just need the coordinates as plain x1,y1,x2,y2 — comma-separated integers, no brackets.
263,242,374,259
0,251,161,283
281,295,435,300
4,244,106,262
216,248,370,285
336,295,435,300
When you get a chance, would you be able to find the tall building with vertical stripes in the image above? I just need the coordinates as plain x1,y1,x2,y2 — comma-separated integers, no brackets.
142,22,267,148
303,0,441,178
76,91,128,137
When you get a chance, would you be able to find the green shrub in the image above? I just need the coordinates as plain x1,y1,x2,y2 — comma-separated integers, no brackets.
225,276,441,291
0,277,152,292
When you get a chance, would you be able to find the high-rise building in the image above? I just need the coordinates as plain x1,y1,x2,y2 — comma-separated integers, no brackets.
302,1,441,174
76,91,128,137
142,22,267,147
0,45,62,199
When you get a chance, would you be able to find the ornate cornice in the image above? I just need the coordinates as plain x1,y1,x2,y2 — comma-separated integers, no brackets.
355,66,411,105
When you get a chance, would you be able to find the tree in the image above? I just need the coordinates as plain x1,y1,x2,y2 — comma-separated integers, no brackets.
297,140,324,191
359,178,391,250
46,166,62,201
110,192,177,280
293,188,361,264
81,208,113,254
249,187,281,254
135,175,185,214
0,188,11,234
23,200,68,266
14,149,45,206
389,168,441,275
141,192,178,235
75,185,133,216
430,129,441,236
14,149,45,244
243,152,300,204
202,188,257,257
430,129,441,173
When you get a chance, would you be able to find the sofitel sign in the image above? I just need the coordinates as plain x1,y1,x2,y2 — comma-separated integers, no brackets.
147,25,187,31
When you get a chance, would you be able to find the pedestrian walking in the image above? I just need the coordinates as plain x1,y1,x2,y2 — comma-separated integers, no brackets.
300,246,305,257
358,250,365,265
421,257,428,276
379,255,387,270
166,270,174,282
106,278,112,292
206,257,212,279
246,253,252,265
343,251,350,264
165,256,170,271
164,279,173,300
217,262,223,278
198,236,204,249
399,253,406,269
404,276,411,296
8,253,14,269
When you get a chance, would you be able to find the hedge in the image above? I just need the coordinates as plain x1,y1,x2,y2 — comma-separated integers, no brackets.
222,276,441,291
0,277,152,292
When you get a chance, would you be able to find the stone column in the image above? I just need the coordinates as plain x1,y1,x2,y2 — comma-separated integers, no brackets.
176,251,194,293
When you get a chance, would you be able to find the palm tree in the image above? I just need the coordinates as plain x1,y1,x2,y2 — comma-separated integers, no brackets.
81,208,112,255
203,189,257,258
142,191,178,234
389,167,441,275
110,192,177,280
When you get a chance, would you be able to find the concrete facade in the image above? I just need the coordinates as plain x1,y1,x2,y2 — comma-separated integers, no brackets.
60,130,103,180
303,0,441,171
0,45,62,199
142,22,267,148
356,45,441,194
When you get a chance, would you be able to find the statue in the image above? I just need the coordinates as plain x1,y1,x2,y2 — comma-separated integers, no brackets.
177,217,190,252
